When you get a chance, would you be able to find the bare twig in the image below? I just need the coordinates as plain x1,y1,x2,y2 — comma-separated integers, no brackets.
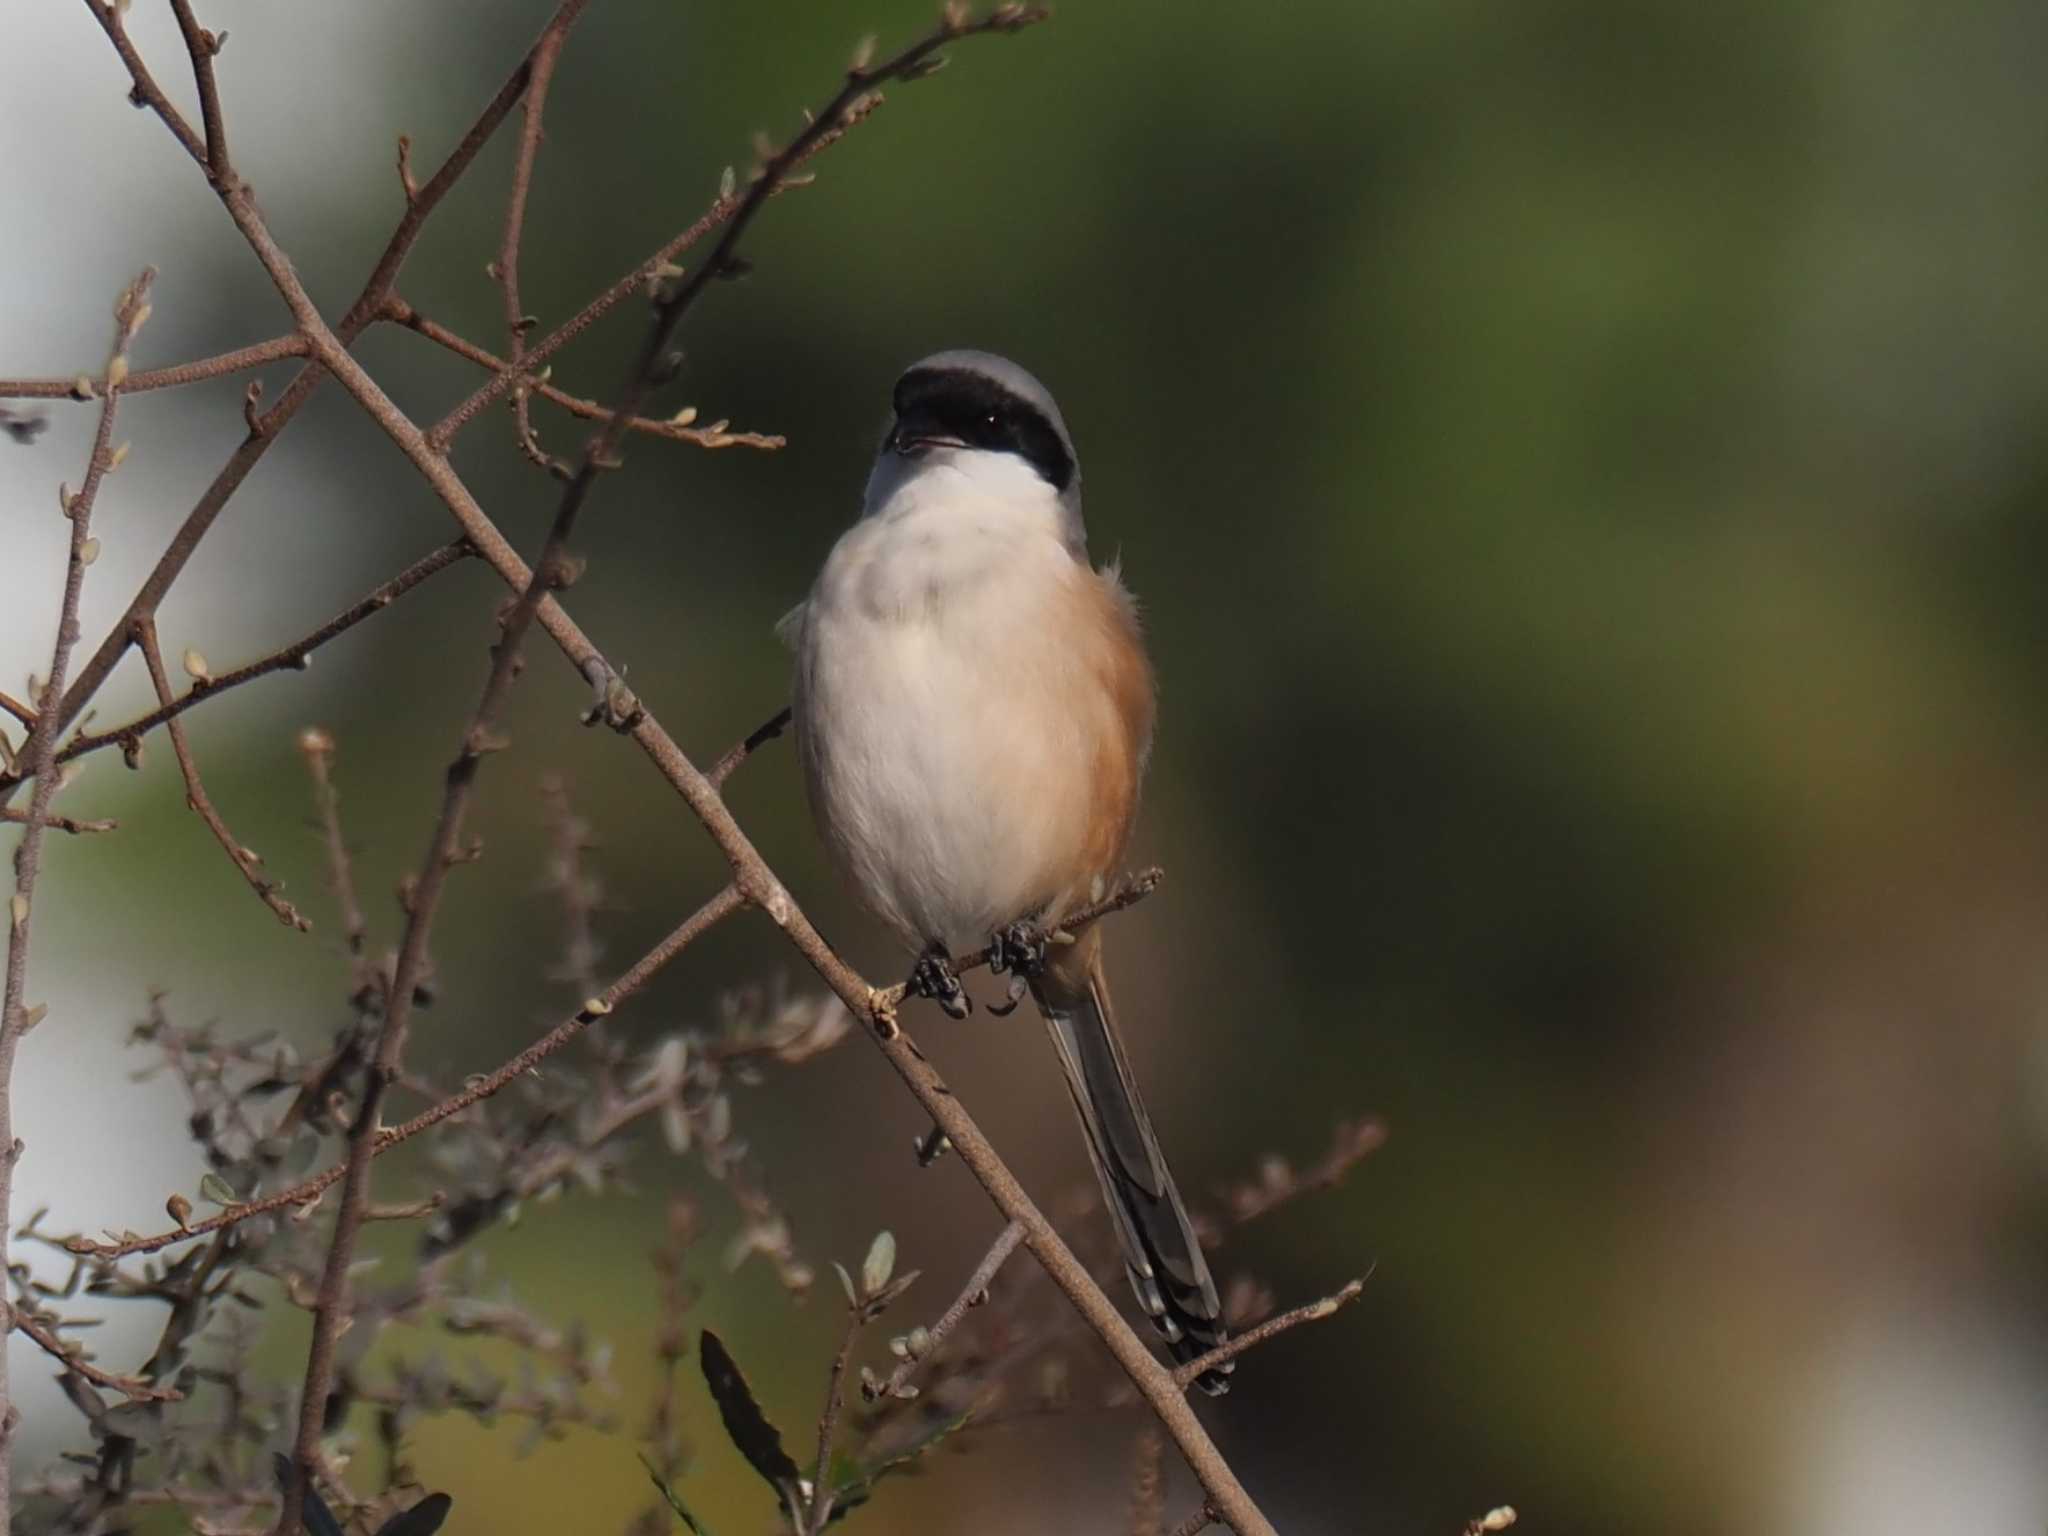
1170,1278,1368,1391
134,618,311,932
867,1220,1023,1402
1167,1503,1219,1536
805,1309,866,1533
707,705,794,790
0,335,308,400
298,730,371,992
387,303,783,451
43,539,473,776
494,14,567,471
10,1308,182,1404
424,93,886,447
0,808,117,836
166,0,229,178
1214,1118,1387,1235
1,267,155,1517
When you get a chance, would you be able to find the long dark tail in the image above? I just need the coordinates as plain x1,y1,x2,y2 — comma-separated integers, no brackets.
1033,936,1232,1394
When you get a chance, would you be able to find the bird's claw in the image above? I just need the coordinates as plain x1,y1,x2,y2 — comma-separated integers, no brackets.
987,975,1030,1017
988,920,1049,980
910,951,972,1019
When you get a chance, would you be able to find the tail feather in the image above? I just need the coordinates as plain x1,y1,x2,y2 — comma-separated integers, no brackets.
1033,937,1232,1394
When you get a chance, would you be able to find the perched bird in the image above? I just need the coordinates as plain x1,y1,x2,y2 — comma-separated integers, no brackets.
784,350,1231,1392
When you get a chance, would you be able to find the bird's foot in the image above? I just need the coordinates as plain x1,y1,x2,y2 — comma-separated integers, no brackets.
988,920,1049,979
909,949,972,1019
984,921,1046,1017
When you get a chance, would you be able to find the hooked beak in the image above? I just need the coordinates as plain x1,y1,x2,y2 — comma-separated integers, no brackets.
889,412,965,456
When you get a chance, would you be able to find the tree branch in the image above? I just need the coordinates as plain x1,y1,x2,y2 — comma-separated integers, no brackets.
866,1219,1024,1403
9,1307,182,1404
1171,1278,1368,1391
707,705,794,790
804,1307,866,1533
45,538,473,774
133,617,311,931
385,303,782,450
0,266,155,1521
493,11,567,472
0,335,308,401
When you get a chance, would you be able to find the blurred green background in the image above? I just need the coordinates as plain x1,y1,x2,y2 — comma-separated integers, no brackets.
7,1,2048,1532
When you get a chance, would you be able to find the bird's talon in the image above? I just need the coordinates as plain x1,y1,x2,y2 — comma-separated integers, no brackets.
987,975,1029,1017
910,952,971,1019
988,920,1049,979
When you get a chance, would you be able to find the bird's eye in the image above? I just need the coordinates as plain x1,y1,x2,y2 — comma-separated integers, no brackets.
984,411,1000,429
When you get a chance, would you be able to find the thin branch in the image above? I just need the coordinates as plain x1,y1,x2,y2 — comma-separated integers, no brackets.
134,618,311,932
1166,1504,1219,1536
424,92,885,448
47,538,474,772
0,694,33,731
805,1308,866,1534
0,335,308,401
1170,1278,1368,1390
1,267,154,1519
494,12,567,471
866,1220,1023,1402
166,0,229,179
707,705,793,790
298,730,370,990
386,303,782,450
10,1309,182,1404
0,807,116,836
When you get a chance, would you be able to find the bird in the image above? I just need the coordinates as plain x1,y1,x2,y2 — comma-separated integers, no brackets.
783,349,1232,1393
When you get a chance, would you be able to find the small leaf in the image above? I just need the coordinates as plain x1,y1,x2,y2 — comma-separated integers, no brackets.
861,1230,896,1296
199,1172,240,1207
271,1453,348,1536
831,1261,857,1306
697,1329,802,1495
372,1492,453,1536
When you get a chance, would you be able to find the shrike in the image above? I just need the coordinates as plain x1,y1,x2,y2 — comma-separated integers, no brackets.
785,350,1231,1392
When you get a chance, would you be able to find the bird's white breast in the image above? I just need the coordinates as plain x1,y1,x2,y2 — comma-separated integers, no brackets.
793,452,1127,952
